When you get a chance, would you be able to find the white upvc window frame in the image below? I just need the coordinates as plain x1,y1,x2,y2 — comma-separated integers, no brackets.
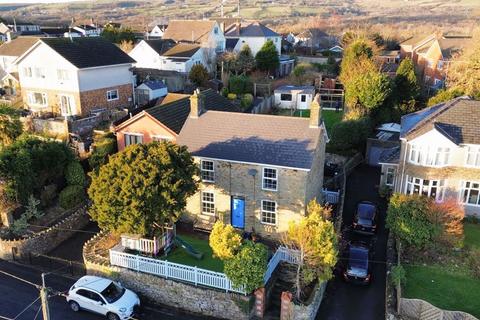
27,91,47,106
405,175,445,202
201,191,215,216
465,145,480,168
151,135,173,143
385,167,396,186
34,67,45,79
461,181,480,206
408,144,450,167
106,89,119,101
262,167,278,191
23,67,32,78
261,200,277,226
200,160,215,183
124,132,143,147
57,69,70,81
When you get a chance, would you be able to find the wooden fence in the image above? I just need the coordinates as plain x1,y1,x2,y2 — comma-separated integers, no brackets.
322,188,340,204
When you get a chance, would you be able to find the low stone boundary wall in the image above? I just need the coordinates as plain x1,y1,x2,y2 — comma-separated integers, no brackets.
0,205,89,260
400,298,478,320
83,233,251,320
290,281,327,320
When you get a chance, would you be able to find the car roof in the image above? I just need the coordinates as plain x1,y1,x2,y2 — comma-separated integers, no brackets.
74,276,112,292
357,202,376,218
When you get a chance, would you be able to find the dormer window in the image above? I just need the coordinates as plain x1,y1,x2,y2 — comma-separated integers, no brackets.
201,160,215,183
262,168,278,191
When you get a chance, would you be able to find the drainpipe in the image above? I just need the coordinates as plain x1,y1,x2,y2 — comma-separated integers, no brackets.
398,140,407,193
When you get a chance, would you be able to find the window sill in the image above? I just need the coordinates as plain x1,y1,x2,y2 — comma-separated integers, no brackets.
260,221,277,226
201,180,215,184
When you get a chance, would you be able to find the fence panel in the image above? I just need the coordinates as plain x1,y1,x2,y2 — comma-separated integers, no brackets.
322,188,340,204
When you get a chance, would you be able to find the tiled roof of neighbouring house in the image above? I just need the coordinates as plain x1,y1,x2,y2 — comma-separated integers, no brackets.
143,39,176,55
162,20,216,44
379,146,401,164
141,80,166,90
225,38,239,51
438,36,471,59
225,21,279,38
40,37,135,68
401,96,480,145
0,36,39,57
162,43,201,58
115,89,239,134
177,112,323,170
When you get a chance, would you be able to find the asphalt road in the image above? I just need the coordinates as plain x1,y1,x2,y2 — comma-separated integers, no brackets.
316,165,387,320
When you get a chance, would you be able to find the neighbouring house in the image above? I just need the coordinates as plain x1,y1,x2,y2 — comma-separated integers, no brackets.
381,96,480,217
367,122,401,167
0,37,39,96
15,37,135,117
162,20,225,53
135,80,168,106
327,45,343,54
0,23,12,42
274,85,315,110
0,21,41,35
160,43,206,73
72,24,102,37
376,50,400,78
128,39,176,69
293,30,314,47
149,24,168,38
224,21,281,56
400,33,471,92
114,88,239,151
177,93,327,239
133,67,187,93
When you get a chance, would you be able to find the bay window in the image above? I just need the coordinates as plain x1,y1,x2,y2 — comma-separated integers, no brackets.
405,176,445,201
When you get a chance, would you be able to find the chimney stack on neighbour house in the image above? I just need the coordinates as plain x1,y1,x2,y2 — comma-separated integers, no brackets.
309,94,322,128
189,89,204,119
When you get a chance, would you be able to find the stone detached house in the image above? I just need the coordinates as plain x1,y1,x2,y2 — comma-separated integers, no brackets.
400,33,471,92
113,89,240,151
380,96,480,217
177,95,327,240
15,37,135,117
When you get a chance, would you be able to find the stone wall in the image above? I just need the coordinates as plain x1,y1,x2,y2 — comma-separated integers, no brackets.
0,205,89,260
79,84,133,116
290,281,327,320
83,234,251,320
400,298,477,320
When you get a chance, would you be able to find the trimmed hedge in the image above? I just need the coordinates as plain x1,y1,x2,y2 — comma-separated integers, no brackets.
65,161,86,186
59,185,85,209
229,75,252,95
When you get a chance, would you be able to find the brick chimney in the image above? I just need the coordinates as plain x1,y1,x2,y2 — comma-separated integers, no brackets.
189,89,204,119
309,93,322,128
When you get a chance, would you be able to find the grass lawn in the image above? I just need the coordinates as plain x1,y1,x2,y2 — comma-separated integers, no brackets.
161,233,224,273
404,265,480,317
275,109,343,133
464,222,480,249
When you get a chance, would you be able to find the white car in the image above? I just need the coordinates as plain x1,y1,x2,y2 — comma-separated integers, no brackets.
66,275,140,320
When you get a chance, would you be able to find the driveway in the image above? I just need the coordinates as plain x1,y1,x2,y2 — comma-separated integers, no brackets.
48,221,99,262
316,165,388,320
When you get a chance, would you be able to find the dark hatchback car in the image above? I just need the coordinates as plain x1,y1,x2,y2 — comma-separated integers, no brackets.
343,242,372,285
353,201,378,235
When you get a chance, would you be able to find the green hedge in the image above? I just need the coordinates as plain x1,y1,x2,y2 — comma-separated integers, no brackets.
65,161,86,186
229,75,252,95
59,185,85,209
329,117,371,152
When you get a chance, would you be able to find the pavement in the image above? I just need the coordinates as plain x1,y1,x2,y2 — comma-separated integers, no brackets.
316,165,388,320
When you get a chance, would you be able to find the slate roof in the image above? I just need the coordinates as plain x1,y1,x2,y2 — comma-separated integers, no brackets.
225,21,279,38
177,112,322,169
115,89,239,134
0,37,39,57
226,38,239,51
39,37,135,68
400,96,480,145
162,20,216,44
141,80,166,90
143,39,175,55
162,43,201,58
275,85,315,94
378,147,401,164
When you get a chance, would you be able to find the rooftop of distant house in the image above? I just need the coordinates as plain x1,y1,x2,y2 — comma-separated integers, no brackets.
224,21,279,38
0,36,39,57
141,39,176,55
162,43,201,58
275,85,315,94
162,20,217,44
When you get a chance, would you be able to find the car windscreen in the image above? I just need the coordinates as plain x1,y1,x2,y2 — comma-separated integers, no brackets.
101,282,125,304
357,203,375,220
349,246,368,270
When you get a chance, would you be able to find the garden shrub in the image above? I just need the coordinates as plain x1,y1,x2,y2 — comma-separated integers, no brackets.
88,133,117,170
65,161,86,186
241,94,254,110
40,184,57,207
227,93,237,100
329,117,371,152
209,221,242,260
221,87,229,97
229,75,252,94
59,185,85,209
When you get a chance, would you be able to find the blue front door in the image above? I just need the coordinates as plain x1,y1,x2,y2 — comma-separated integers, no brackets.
231,197,245,229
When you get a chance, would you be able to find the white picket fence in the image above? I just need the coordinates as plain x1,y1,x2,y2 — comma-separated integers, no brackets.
110,247,245,294
109,245,299,294
322,188,340,204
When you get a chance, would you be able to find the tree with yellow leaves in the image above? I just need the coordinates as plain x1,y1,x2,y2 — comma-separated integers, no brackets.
282,200,338,301
209,221,242,260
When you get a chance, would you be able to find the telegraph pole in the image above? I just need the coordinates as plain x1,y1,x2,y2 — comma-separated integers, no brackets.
40,273,50,320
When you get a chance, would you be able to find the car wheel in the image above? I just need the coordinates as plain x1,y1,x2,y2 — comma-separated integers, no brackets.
107,312,120,320
69,301,80,312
